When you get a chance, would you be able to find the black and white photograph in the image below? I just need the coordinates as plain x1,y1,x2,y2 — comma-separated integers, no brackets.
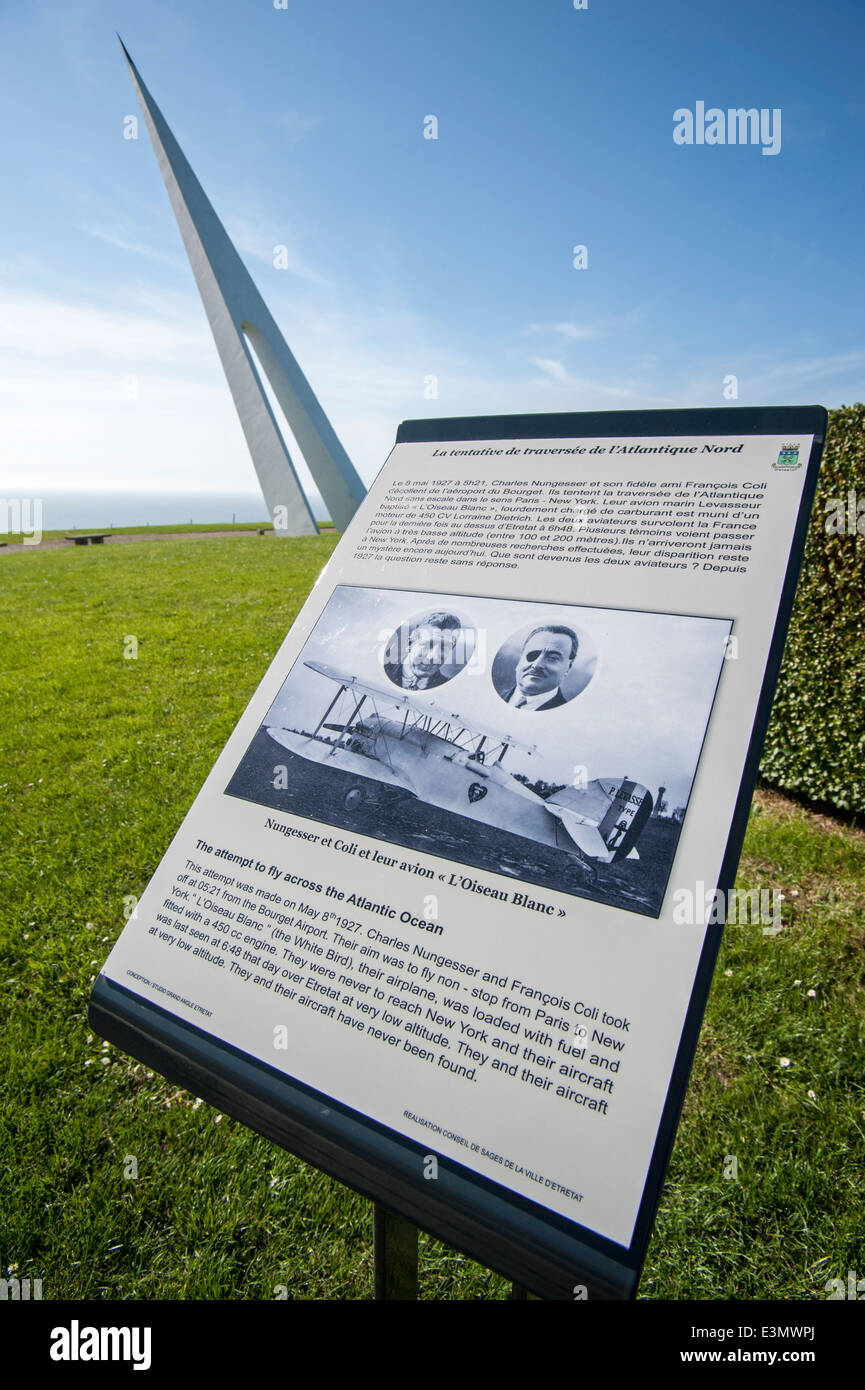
226,585,733,917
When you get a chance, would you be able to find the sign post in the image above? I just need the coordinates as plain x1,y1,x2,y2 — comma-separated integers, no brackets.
373,1207,418,1300
90,405,826,1298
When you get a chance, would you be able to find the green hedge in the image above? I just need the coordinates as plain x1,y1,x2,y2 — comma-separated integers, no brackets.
759,403,865,812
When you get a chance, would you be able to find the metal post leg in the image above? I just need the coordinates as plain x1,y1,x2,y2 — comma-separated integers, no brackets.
373,1204,418,1299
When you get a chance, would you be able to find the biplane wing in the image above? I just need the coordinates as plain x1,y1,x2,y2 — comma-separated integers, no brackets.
302,660,539,755
266,724,408,788
263,660,655,868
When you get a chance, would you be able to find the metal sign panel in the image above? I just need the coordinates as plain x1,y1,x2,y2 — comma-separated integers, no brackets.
90,404,826,1298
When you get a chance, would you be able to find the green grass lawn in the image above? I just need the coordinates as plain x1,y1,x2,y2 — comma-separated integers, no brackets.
2,519,334,545
1,536,862,1299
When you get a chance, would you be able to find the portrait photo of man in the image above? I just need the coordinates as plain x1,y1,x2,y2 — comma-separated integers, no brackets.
493,621,595,712
384,610,466,691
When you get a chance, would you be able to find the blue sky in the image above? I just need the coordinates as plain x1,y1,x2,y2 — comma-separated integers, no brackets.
1,0,863,507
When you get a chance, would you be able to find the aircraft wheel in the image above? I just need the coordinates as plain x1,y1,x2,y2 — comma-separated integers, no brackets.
343,787,366,811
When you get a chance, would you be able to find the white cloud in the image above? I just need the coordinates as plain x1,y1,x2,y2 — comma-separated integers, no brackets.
529,357,570,384
526,321,600,341
78,222,179,265
0,286,859,498
526,358,679,406
271,112,321,145
746,351,865,387
0,290,216,368
227,216,332,287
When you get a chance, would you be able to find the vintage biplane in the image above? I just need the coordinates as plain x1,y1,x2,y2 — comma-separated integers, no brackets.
265,661,654,881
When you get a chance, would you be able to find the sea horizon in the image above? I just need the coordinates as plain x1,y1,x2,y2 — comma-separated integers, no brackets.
1,490,329,532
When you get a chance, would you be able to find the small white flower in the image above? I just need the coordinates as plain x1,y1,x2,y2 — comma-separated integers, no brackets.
724,968,733,977
807,989,816,998
807,1090,816,1100
84,1060,94,1067
214,1114,223,1124
794,979,802,986
779,1057,791,1068
101,1057,110,1066
791,890,799,898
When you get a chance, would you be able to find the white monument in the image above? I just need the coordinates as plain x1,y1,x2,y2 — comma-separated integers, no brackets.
120,38,366,535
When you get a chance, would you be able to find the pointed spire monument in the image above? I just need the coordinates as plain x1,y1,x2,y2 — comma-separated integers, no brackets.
119,38,366,535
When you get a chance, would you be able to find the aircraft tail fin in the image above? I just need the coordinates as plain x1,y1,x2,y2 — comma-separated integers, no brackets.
546,777,653,862
545,805,616,863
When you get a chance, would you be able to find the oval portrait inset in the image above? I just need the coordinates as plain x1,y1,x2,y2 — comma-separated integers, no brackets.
492,619,597,711
383,608,476,692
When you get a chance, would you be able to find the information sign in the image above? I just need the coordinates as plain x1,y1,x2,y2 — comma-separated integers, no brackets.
90,405,827,1298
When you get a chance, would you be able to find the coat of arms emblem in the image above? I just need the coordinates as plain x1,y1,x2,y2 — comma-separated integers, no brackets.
773,443,801,470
